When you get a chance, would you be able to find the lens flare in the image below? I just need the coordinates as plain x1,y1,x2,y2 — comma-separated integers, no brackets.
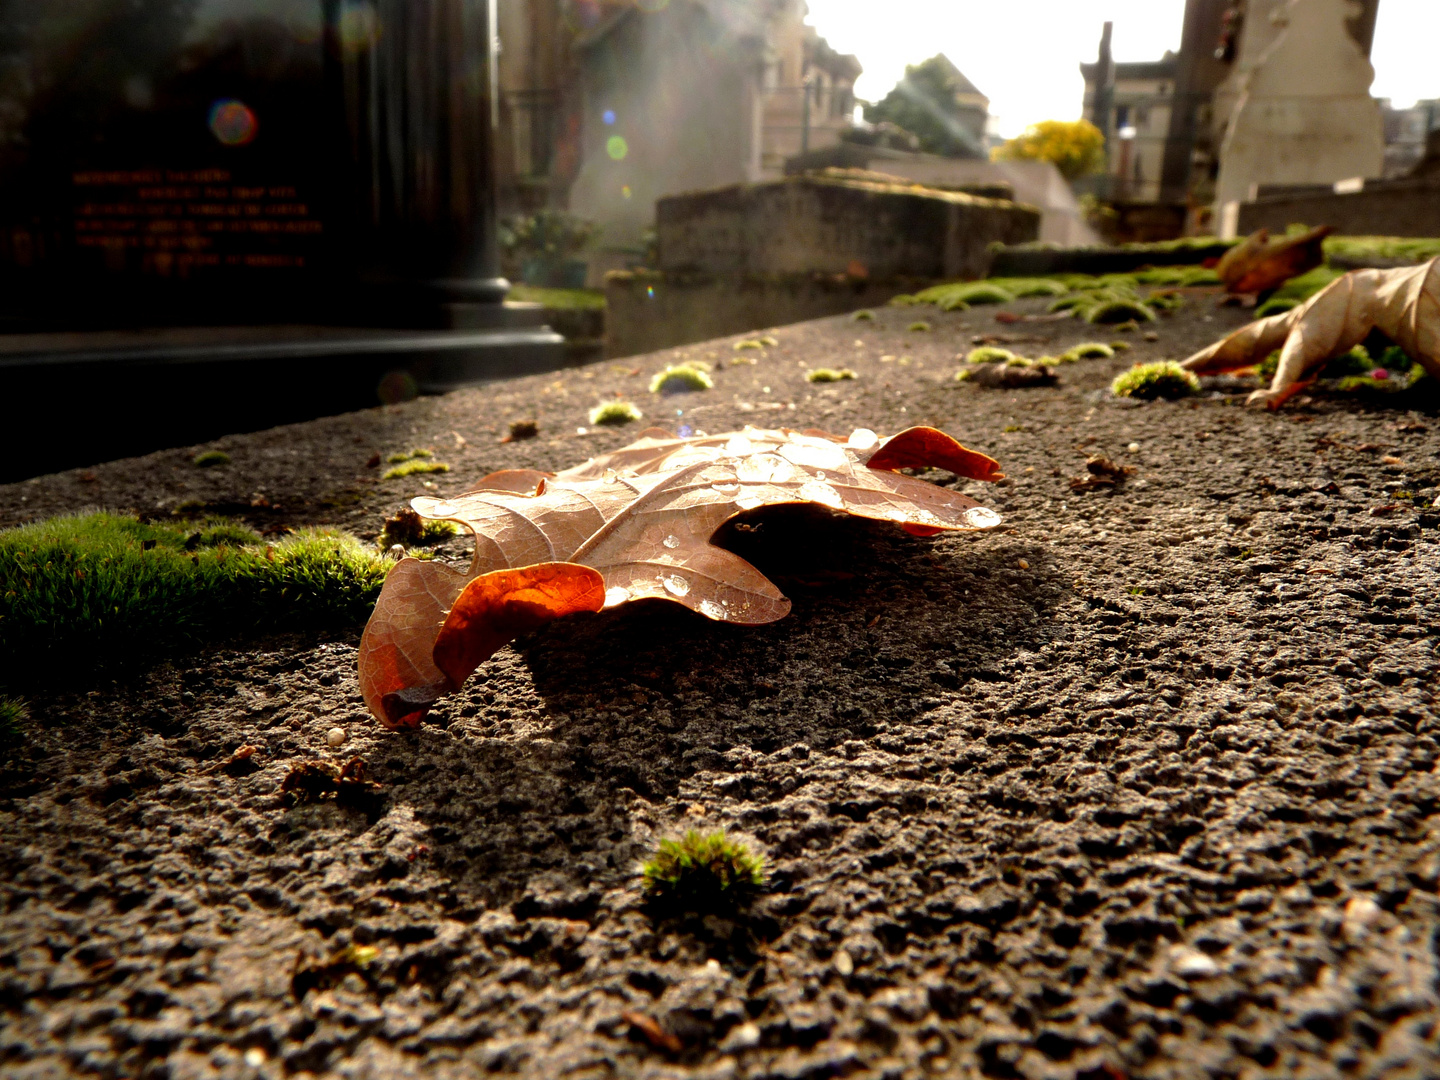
208,100,257,146
603,109,616,125
621,184,632,199
377,370,418,405
606,135,629,161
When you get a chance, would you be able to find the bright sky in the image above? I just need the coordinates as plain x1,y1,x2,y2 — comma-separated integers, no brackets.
804,0,1440,138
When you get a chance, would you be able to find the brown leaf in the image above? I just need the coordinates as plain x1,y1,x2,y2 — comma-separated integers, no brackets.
1183,257,1440,408
358,426,1002,727
433,563,606,689
1217,225,1332,294
620,1010,683,1053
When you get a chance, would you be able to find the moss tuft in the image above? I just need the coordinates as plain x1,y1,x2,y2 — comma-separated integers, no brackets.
805,368,857,383
1085,300,1157,325
380,509,457,548
1111,361,1201,400
850,309,876,321
589,399,644,425
966,346,1017,365
382,458,450,480
733,339,765,351
649,364,714,394
954,368,974,382
642,829,764,909
192,450,230,468
0,513,389,683
990,277,1070,298
0,696,26,747
907,321,931,332
1061,342,1116,362
505,420,540,441
1109,341,1131,351
387,448,433,464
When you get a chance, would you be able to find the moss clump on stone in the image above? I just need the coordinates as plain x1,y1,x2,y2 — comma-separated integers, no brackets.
589,400,644,425
505,420,539,441
1111,361,1201,400
642,830,764,909
382,458,450,480
908,321,931,332
0,513,389,681
1086,300,1157,325
380,509,457,548
1109,341,1131,351
1147,290,1186,311
733,339,765,351
954,368,974,382
649,364,714,394
387,448,433,464
966,346,1017,365
192,450,230,468
1061,342,1116,362
1254,297,1302,320
805,368,857,383
991,278,1070,298
851,309,875,321
0,696,26,747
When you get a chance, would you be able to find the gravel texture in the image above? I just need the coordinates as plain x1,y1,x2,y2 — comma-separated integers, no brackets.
2,292,1440,1080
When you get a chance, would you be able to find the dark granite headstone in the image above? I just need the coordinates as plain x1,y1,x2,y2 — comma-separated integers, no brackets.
0,0,563,477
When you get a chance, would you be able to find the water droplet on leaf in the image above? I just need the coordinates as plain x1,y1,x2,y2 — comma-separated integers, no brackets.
662,574,690,597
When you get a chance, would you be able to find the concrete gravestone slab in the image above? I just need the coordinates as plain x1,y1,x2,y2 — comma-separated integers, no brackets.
1215,0,1384,227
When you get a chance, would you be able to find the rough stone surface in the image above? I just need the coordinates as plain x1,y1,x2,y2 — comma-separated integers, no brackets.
2,290,1439,1079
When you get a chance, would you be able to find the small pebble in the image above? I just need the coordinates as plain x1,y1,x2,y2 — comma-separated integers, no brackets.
1171,946,1219,978
326,727,347,747
1017,558,1030,570
1126,442,1141,453
720,1022,761,1052
1143,331,1160,342
833,948,854,977
1343,895,1382,933
243,1047,267,1067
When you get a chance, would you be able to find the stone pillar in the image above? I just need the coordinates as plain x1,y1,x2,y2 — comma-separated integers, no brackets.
1214,0,1384,231
330,0,510,321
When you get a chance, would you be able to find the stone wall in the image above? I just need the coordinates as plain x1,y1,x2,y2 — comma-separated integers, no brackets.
656,173,1039,281
1237,179,1440,238
604,271,921,359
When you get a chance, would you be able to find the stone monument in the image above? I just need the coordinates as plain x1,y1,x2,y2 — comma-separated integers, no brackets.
1213,0,1384,234
0,0,564,475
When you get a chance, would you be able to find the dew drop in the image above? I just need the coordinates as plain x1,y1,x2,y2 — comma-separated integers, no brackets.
736,453,795,484
724,434,754,456
711,481,741,495
662,574,690,597
816,471,827,480
699,599,726,620
603,468,617,482
603,586,630,608
797,480,844,509
778,437,846,471
846,428,878,450
964,507,1002,528
662,534,680,549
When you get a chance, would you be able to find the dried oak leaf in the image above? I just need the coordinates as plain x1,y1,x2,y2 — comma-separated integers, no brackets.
1069,455,1136,492
358,426,1003,728
1216,225,1332,294
1183,257,1440,408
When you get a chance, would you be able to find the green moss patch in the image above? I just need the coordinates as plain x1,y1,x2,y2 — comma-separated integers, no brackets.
1086,300,1157,325
380,509,458,548
589,400,644,425
1112,361,1201,400
642,829,764,910
649,364,714,394
192,450,230,468
382,458,450,480
907,321,931,332
0,513,389,683
805,368,857,383
1061,342,1116,362
850,309,875,321
387,448,433,464
966,346,1018,365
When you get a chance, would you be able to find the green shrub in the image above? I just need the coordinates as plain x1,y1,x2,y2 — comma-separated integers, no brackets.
649,364,714,394
966,346,1017,364
642,830,764,909
1111,361,1201,400
192,450,230,468
0,513,389,683
589,400,644,425
805,368,857,383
